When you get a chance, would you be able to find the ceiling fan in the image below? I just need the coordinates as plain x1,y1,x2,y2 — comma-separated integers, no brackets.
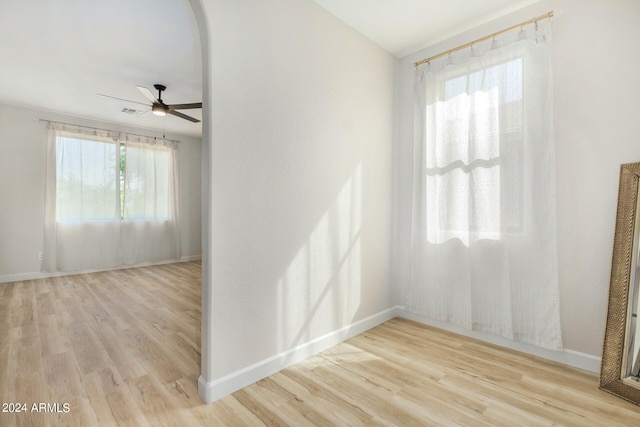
98,84,202,123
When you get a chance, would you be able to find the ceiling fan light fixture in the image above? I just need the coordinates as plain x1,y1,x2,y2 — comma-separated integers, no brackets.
98,85,201,122
152,104,167,116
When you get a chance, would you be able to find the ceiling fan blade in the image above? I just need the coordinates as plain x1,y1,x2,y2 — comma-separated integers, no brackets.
97,93,149,107
167,102,202,110
136,85,158,103
168,110,201,123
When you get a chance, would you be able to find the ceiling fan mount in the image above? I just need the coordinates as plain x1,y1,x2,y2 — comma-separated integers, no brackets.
98,83,202,123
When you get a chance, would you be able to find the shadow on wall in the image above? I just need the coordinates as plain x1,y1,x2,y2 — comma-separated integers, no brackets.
277,164,363,351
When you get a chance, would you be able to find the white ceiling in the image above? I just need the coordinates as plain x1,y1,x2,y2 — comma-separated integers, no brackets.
0,1,541,139
0,0,202,138
312,0,543,57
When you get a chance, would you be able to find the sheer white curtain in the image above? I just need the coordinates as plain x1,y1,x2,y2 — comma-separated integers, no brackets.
121,138,181,264
42,124,181,272
407,20,562,350
43,126,122,271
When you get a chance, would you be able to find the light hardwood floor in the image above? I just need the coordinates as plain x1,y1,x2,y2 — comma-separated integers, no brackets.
1,262,640,426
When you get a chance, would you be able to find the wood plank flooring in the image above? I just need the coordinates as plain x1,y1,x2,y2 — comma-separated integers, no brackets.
1,261,640,426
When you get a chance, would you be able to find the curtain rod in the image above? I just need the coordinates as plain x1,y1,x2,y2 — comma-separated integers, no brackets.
38,118,180,144
413,11,554,68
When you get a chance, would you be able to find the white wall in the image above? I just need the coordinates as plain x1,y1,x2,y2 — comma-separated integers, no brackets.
194,0,396,401
0,103,202,280
392,0,640,359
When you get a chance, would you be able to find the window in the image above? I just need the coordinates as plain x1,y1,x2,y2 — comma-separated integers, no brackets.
55,131,173,222
43,124,181,272
426,56,524,244
122,141,172,220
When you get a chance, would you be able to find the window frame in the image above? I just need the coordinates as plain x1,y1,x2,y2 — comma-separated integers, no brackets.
424,52,526,239
54,132,174,223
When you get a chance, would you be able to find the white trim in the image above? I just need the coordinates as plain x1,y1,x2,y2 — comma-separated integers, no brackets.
399,308,601,374
197,305,601,403
197,306,403,403
0,255,202,284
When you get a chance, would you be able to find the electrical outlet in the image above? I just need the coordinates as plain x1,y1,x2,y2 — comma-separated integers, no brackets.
38,252,43,262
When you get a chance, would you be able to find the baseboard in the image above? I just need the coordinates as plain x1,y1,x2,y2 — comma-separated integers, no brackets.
198,305,403,403
399,308,601,373
0,255,202,284
179,255,202,263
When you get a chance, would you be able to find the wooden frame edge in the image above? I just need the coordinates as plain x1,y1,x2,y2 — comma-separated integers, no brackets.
600,162,640,404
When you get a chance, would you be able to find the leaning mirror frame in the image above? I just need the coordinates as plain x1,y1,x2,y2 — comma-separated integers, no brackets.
601,162,640,405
